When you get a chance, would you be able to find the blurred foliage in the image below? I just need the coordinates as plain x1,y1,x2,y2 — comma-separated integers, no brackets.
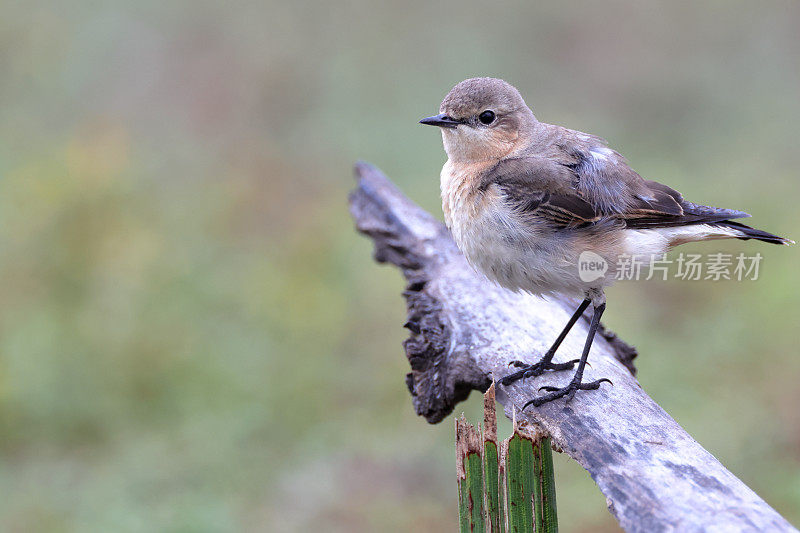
0,1,799,531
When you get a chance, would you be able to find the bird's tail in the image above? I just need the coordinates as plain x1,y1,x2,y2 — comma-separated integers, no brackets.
711,220,794,246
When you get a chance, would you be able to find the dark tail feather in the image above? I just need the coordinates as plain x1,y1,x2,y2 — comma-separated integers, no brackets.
714,220,794,245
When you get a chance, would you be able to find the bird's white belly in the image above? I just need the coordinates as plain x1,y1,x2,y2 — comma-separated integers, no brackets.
450,204,596,297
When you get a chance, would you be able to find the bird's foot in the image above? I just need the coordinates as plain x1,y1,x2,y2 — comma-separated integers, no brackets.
521,377,613,409
499,356,580,386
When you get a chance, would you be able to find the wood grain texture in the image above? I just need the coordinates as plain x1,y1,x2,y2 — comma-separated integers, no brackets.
348,161,796,533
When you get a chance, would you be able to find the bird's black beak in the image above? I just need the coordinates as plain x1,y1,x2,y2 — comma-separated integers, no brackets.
419,113,461,129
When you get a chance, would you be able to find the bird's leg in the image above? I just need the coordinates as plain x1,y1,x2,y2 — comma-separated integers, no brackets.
522,302,612,408
499,298,591,386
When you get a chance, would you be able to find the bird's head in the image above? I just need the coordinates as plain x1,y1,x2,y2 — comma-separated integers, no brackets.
420,77,537,163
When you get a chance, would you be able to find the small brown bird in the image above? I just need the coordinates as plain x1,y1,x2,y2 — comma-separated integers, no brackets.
420,77,792,408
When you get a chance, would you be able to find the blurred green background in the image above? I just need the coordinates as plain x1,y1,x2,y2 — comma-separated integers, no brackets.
1,1,799,531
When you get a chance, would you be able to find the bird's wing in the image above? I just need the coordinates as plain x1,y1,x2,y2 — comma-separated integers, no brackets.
497,186,602,228
623,193,750,229
480,156,600,228
482,153,750,230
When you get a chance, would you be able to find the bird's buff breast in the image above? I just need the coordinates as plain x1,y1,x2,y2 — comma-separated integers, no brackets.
440,161,591,297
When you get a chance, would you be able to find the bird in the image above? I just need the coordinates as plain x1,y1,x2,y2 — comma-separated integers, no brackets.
419,77,793,408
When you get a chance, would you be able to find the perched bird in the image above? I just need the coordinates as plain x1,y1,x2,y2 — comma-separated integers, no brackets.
419,77,792,408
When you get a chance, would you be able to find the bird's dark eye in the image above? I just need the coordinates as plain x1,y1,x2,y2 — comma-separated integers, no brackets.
478,110,496,125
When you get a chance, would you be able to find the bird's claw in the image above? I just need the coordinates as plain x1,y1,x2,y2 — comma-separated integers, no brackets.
499,358,580,386
524,377,613,409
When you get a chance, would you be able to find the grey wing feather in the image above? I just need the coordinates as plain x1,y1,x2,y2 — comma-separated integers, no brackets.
482,156,602,228
483,151,750,231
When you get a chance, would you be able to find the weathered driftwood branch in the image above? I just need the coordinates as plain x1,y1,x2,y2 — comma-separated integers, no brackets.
349,162,796,533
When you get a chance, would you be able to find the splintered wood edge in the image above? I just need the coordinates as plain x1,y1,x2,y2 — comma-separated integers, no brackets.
456,415,482,480
483,382,498,444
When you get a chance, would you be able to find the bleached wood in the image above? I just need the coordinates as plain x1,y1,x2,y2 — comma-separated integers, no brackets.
349,161,796,533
